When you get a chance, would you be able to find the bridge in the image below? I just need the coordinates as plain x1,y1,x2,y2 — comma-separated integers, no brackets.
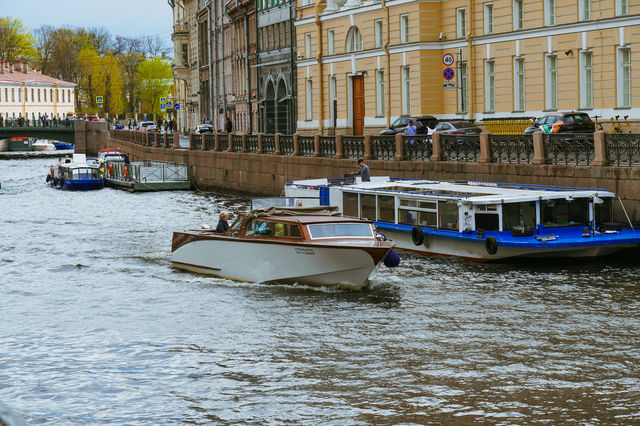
0,122,76,144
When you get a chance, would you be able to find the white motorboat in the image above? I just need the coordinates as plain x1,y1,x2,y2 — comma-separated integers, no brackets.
171,205,398,290
285,177,640,261
32,139,56,151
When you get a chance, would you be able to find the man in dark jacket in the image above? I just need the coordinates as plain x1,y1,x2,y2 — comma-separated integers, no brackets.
216,212,230,233
225,116,233,133
351,158,370,182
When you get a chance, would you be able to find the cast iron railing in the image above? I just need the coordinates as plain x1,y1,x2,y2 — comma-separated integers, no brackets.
605,133,640,166
544,133,594,166
342,136,365,159
298,136,315,157
247,135,258,152
370,135,396,160
232,135,243,152
192,134,202,150
441,135,480,162
203,134,215,151
491,134,534,164
218,134,229,151
403,135,432,161
319,136,336,157
262,134,276,154
280,135,294,156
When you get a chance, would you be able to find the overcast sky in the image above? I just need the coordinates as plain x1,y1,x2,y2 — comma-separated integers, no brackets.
1,0,173,39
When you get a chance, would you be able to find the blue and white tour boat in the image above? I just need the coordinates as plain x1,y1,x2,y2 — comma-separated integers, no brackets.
47,154,104,191
285,177,640,261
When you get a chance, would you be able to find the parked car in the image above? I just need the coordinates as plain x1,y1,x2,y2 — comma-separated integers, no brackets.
524,112,595,134
195,124,214,134
85,115,99,122
380,115,439,135
137,121,158,132
433,120,482,135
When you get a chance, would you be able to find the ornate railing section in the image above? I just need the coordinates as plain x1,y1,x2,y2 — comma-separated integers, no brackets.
441,135,481,162
319,136,336,158
605,133,640,166
218,134,229,152
342,136,365,159
262,134,276,154
191,134,202,150
280,135,294,156
491,134,534,164
246,135,259,152
371,136,396,160
403,135,432,161
545,133,594,166
232,135,243,152
203,134,215,151
298,136,315,157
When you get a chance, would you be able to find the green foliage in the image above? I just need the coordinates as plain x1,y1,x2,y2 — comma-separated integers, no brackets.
136,58,173,118
0,17,37,62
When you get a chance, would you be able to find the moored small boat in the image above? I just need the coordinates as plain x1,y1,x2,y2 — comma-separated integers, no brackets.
171,204,398,289
32,139,57,151
53,142,75,150
47,154,104,191
285,177,640,261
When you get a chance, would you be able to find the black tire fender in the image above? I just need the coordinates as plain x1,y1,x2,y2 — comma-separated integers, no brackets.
485,236,498,255
412,226,424,246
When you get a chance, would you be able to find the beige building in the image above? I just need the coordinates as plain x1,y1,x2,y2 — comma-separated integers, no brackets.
0,61,75,122
295,0,639,135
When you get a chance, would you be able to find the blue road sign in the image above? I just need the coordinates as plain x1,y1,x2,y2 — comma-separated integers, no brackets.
174,104,180,110
166,101,172,108
443,68,455,81
160,97,166,103
96,96,103,104
160,103,165,109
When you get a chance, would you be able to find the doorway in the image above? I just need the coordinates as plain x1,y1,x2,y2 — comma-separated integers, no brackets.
352,75,364,135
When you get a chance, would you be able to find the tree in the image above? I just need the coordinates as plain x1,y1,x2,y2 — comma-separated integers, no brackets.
136,58,173,117
0,17,36,62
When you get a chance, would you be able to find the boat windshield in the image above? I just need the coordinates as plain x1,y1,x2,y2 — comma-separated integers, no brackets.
307,223,373,239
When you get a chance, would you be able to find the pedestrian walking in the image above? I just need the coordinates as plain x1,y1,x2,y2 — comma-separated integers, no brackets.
405,118,417,144
225,116,233,133
350,158,370,182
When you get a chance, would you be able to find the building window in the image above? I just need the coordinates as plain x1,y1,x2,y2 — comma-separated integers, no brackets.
544,0,556,26
328,29,335,55
514,58,525,111
376,70,385,116
458,62,468,113
456,8,466,39
374,19,383,48
484,3,494,34
401,67,410,115
305,33,311,58
38,89,41,102
329,75,337,123
485,60,495,112
513,0,523,30
18,87,22,102
181,44,188,65
579,0,590,21
306,79,313,120
346,27,362,52
616,0,628,16
400,15,408,43
546,54,558,110
580,51,593,108
11,88,15,102
618,48,631,107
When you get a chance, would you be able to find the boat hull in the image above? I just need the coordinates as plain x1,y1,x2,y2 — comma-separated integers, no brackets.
51,179,104,191
379,225,640,261
171,233,392,289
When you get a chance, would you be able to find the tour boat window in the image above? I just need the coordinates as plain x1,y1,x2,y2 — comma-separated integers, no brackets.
343,192,359,217
438,201,459,230
419,201,437,209
399,210,417,225
360,194,376,220
400,199,418,207
542,198,589,227
502,201,536,230
228,217,243,236
418,211,437,227
307,223,374,239
246,219,277,236
273,222,303,238
475,213,499,231
476,204,497,211
595,198,612,224
377,195,395,222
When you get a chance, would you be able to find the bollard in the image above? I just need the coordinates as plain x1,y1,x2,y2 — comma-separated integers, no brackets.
394,133,403,161
592,131,607,166
532,131,545,164
430,131,441,161
293,134,299,156
274,133,281,155
313,134,320,157
335,134,343,159
478,132,491,163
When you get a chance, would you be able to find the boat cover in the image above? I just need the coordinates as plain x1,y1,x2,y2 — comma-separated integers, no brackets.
250,206,341,217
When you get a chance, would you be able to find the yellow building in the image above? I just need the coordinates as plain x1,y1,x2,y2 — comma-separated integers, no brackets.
295,0,639,135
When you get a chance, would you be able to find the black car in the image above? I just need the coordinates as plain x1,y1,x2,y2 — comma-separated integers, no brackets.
524,112,595,134
379,115,439,135
433,120,482,135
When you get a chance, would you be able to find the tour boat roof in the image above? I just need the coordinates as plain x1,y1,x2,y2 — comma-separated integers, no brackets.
248,206,373,224
287,177,616,204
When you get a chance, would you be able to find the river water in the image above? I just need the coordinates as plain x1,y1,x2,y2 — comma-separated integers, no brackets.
1,157,639,424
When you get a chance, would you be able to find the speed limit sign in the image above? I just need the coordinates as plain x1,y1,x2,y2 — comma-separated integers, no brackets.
442,53,455,66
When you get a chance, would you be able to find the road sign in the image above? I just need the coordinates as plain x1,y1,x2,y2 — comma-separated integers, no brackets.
160,97,166,103
174,104,180,110
96,96,103,104
166,101,172,108
443,53,455,66
443,68,455,80
442,81,455,88
160,103,165,110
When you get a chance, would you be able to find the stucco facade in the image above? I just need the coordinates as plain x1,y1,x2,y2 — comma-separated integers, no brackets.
0,62,75,122
295,0,640,135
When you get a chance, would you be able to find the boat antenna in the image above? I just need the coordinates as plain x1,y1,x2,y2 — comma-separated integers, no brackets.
618,197,635,231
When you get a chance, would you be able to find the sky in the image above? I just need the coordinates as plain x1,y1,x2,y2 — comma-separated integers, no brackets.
1,0,173,39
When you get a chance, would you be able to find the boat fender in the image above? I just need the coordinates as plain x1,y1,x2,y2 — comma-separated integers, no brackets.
412,226,424,246
46,174,51,183
485,236,498,255
383,250,400,267
50,167,54,178
124,166,129,179
597,225,606,234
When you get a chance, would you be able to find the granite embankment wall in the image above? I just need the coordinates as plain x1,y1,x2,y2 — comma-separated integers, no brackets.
75,122,640,222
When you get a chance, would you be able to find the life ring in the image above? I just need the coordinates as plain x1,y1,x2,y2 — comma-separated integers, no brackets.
485,236,498,255
412,226,424,246
124,166,129,179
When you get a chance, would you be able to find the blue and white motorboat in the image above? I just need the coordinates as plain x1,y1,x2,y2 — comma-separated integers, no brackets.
53,142,75,150
285,177,640,261
47,154,104,191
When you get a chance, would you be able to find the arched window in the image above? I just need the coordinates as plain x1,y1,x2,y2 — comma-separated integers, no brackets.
346,27,362,52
